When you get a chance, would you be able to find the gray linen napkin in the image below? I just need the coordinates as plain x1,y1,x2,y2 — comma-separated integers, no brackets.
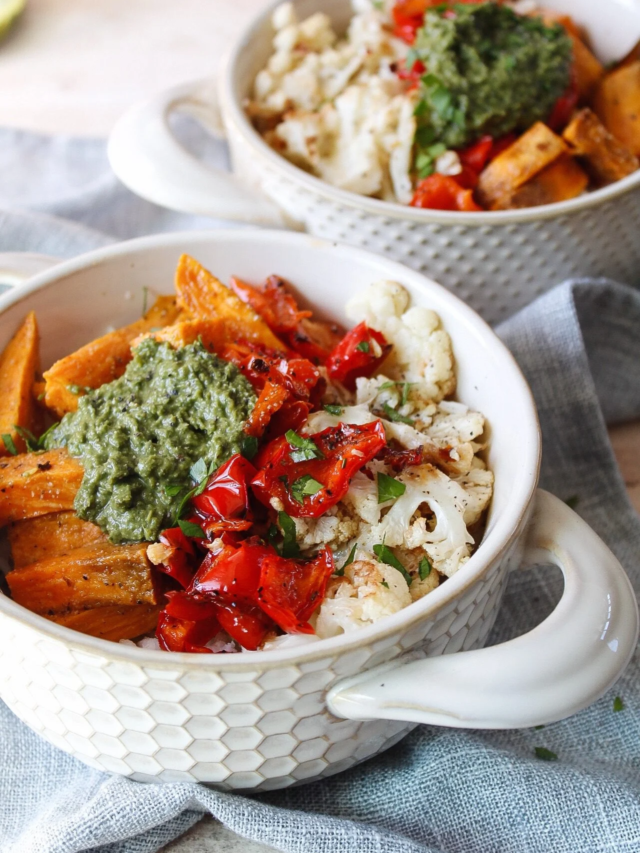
0,129,639,853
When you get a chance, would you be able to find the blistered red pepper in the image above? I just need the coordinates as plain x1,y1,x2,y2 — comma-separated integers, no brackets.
257,547,334,633
156,608,220,654
376,444,424,472
230,275,342,364
155,527,199,589
220,343,321,400
548,69,579,131
410,173,483,211
251,420,387,518
190,453,256,534
457,133,518,185
325,322,391,391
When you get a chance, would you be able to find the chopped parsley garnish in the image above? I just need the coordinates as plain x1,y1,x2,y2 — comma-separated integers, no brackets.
1,434,17,456
415,142,447,179
164,484,182,497
613,696,624,712
173,456,215,523
377,472,406,503
356,340,370,353
278,510,300,558
419,555,432,580
373,542,412,586
241,434,259,460
285,429,324,462
381,580,390,589
290,474,324,505
324,404,343,416
382,402,415,425
534,747,558,762
336,542,358,577
142,285,149,316
565,495,579,509
379,381,415,405
178,519,206,539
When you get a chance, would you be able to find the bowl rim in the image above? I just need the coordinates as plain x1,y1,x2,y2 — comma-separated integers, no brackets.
219,0,640,227
0,229,541,669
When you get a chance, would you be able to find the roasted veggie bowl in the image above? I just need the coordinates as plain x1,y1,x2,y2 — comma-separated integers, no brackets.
0,252,493,654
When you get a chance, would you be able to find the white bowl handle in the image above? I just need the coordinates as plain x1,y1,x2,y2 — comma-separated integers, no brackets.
107,77,286,225
327,489,639,729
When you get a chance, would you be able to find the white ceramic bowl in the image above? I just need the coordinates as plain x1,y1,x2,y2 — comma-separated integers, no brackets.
0,230,636,790
107,0,640,326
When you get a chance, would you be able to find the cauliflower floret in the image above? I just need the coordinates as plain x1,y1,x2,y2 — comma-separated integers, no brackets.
454,461,494,526
342,470,381,525
346,281,455,402
427,401,485,446
293,504,360,552
315,558,411,638
367,464,474,577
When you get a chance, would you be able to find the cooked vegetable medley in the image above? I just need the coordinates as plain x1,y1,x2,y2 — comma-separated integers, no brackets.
0,257,492,652
246,0,640,211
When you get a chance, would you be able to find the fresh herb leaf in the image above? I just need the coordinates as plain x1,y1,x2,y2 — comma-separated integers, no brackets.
1,434,17,456
565,495,579,509
13,426,39,452
336,542,358,576
241,434,259,460
268,523,279,547
381,580,390,588
290,474,324,505
285,429,324,463
377,472,406,503
324,404,343,416
278,511,300,558
534,747,558,762
613,696,624,712
190,457,208,485
142,285,149,316
165,484,183,497
382,402,414,425
373,542,412,586
419,555,432,580
37,421,60,449
178,519,206,538
356,340,370,353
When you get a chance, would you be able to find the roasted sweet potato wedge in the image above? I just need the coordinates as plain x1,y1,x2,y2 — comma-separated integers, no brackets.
594,62,640,156
0,448,83,526
175,255,285,351
51,604,162,642
570,33,605,102
563,108,639,186
490,154,588,210
477,123,568,209
42,295,182,418
7,542,157,614
8,511,106,569
0,312,41,456
132,318,230,353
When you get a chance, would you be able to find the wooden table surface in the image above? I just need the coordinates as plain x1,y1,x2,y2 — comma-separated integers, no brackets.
0,2,638,850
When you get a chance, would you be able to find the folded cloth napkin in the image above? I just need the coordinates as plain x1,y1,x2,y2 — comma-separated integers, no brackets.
0,129,639,853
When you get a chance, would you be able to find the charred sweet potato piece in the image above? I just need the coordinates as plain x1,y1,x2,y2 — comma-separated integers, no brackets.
7,542,156,614
42,295,181,418
8,511,106,569
0,312,41,456
563,108,639,185
491,154,588,210
0,448,83,526
7,541,160,641
593,62,640,156
132,318,229,353
51,604,161,641
476,123,568,209
175,255,285,351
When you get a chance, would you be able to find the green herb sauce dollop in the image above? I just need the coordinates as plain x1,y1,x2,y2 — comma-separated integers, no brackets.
412,3,573,153
46,339,256,544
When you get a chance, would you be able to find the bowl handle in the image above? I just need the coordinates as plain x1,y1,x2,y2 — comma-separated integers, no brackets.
327,490,639,729
107,77,286,225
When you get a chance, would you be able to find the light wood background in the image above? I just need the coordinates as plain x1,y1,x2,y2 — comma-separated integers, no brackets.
0,2,637,850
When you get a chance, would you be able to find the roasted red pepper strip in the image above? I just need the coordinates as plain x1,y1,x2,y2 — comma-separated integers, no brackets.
191,454,257,521
325,322,391,391
191,538,267,604
244,380,290,438
264,398,313,442
252,420,387,518
220,343,321,400
410,173,483,211
458,135,494,174
376,445,424,472
156,610,219,654
548,69,579,131
257,547,335,633
155,527,199,589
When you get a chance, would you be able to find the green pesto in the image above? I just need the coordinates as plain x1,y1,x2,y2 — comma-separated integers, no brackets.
412,2,573,152
45,339,256,544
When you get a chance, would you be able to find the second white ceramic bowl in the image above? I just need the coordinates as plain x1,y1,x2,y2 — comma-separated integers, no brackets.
108,0,640,325
0,231,636,790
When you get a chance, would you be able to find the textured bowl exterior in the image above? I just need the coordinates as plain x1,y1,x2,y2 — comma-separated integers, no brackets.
225,120,640,327
0,536,521,789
